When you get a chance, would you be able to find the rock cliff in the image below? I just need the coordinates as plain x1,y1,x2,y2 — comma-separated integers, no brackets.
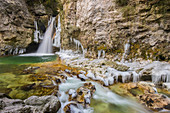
61,0,170,61
0,0,34,55
0,0,61,55
0,0,169,61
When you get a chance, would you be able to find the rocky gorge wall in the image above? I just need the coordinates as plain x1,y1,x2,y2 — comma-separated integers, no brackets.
0,0,62,55
0,0,169,62
61,0,170,61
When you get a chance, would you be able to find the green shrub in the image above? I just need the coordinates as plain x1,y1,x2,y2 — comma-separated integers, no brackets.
116,0,129,6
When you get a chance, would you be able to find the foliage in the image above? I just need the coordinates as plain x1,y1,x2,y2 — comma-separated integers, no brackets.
25,0,63,16
116,0,129,6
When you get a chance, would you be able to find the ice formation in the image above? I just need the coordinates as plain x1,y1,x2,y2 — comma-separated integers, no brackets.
34,21,41,43
53,15,61,47
121,40,130,63
98,50,105,59
73,38,86,57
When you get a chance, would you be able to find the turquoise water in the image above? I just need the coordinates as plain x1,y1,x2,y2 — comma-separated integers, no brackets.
0,55,57,64
0,54,57,73
0,54,58,99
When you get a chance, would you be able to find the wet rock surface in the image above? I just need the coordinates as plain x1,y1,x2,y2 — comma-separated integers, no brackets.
0,52,169,112
110,81,170,111
68,83,96,106
55,51,170,112
139,93,170,111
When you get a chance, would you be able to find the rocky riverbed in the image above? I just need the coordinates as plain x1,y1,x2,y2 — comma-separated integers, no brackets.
0,51,170,113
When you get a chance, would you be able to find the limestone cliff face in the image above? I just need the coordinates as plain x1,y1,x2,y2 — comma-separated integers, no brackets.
0,0,61,55
62,0,170,61
0,0,34,55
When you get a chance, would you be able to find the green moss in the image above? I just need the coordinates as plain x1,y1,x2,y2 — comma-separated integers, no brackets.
121,5,136,17
97,45,107,50
129,88,144,96
151,0,170,14
115,49,123,53
43,0,63,15
116,0,129,6
25,0,63,16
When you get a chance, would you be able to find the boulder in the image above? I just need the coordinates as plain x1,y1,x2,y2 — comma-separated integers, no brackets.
139,94,170,111
24,95,61,113
0,94,61,113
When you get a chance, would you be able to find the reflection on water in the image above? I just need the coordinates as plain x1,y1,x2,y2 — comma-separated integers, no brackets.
91,99,135,113
0,55,57,64
0,55,58,99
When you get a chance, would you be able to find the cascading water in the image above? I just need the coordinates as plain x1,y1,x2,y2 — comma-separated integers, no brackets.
56,76,149,113
36,17,56,54
53,16,61,47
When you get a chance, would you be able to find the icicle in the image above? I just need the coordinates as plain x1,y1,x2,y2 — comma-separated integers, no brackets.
121,40,130,63
102,50,105,58
121,72,131,83
72,38,85,57
9,49,13,54
70,37,73,42
132,71,139,82
98,50,105,59
18,48,25,54
34,21,40,43
53,15,61,47
98,50,102,59
13,48,18,55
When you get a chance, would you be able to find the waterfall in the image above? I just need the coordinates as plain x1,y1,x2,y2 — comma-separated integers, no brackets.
57,77,149,113
36,17,56,54
53,16,61,47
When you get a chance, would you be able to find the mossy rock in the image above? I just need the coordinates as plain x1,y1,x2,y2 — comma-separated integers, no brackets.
116,0,129,6
129,88,144,96
121,5,136,17
112,63,130,71
25,0,63,16
97,45,107,50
